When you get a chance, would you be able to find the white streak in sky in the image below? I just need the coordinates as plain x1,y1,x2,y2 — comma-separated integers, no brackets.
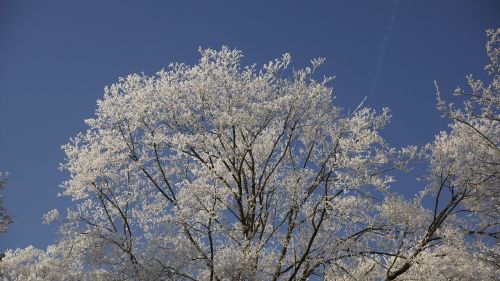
370,0,400,98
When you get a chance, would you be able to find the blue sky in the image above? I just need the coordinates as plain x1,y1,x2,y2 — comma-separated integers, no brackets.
1,0,499,250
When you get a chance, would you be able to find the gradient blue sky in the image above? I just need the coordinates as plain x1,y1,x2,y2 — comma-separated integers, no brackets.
1,0,499,251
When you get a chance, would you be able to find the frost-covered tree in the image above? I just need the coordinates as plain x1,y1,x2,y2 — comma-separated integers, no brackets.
1,29,499,281
1,48,405,280
0,173,12,235
362,28,500,281
0,172,12,264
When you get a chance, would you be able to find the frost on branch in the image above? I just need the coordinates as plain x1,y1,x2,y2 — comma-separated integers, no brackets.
42,209,60,225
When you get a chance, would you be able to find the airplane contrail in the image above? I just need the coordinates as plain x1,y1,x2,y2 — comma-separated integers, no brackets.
370,0,400,98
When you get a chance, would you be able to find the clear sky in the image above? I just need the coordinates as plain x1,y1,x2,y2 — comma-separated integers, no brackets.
0,0,499,251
